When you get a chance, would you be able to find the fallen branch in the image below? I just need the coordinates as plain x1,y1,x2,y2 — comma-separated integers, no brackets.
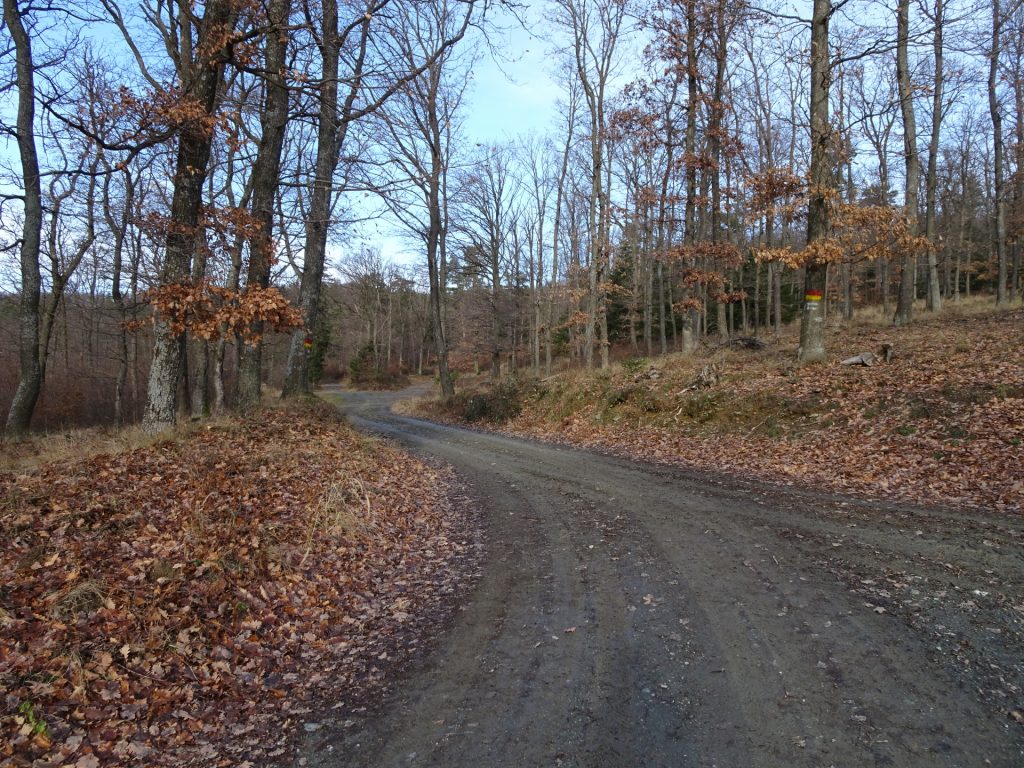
841,352,878,367
842,344,894,367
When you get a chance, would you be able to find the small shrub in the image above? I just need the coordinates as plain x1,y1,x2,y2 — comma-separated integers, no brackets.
457,379,523,423
348,343,379,385
347,344,411,390
18,701,47,738
635,391,664,413
604,387,634,407
621,357,646,376
51,580,106,620
679,392,720,422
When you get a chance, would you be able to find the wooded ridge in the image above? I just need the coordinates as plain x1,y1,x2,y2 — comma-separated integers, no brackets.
2,0,1023,431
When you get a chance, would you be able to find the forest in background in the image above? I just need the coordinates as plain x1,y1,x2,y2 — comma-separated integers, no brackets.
4,1,1024,762
1,0,1022,432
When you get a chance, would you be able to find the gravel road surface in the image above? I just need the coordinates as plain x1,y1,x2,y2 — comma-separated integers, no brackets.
301,387,1024,768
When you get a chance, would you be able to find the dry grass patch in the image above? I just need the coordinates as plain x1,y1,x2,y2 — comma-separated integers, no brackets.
0,424,163,472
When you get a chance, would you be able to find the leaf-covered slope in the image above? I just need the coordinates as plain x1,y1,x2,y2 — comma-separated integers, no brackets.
1,401,479,766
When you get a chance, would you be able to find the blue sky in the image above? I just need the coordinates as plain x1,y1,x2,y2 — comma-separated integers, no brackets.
366,9,567,268
464,18,564,143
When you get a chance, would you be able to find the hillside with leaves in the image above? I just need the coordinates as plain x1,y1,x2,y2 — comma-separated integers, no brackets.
413,307,1023,514
1,401,480,766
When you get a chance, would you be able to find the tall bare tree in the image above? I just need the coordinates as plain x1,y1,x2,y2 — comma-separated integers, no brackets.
457,145,519,379
237,0,292,411
281,0,476,397
551,0,630,369
132,0,240,431
547,75,581,373
988,0,1011,305
798,0,831,362
3,0,44,434
922,0,944,311
373,0,476,397
894,0,921,325
681,0,702,353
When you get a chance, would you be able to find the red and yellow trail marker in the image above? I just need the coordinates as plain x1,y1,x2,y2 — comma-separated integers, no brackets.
804,290,823,302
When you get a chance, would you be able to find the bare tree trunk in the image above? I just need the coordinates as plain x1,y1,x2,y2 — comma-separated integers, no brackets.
533,288,542,372
740,266,748,332
710,0,729,344
490,238,502,380
894,0,920,326
213,236,243,414
103,169,132,424
548,95,576,374
954,252,961,301
144,0,235,431
842,262,854,321
3,0,43,435
428,219,454,396
1014,24,1024,303
658,260,668,354
599,150,612,368
558,0,624,370
238,0,291,411
680,0,699,354
284,0,347,397
798,0,831,362
881,258,891,315
188,242,209,419
716,301,728,342
644,232,654,355
530,229,542,375
773,261,782,333
653,76,681,357
426,68,455,396
584,133,600,370
923,0,944,311
988,0,1009,305
753,258,761,333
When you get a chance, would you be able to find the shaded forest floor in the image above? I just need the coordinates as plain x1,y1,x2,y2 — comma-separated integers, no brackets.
1,400,481,766
410,303,1023,514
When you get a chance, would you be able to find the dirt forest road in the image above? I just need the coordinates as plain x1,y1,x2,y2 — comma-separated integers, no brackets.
303,387,1024,768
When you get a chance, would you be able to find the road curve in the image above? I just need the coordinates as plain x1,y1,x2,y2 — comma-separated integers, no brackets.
301,387,1024,768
